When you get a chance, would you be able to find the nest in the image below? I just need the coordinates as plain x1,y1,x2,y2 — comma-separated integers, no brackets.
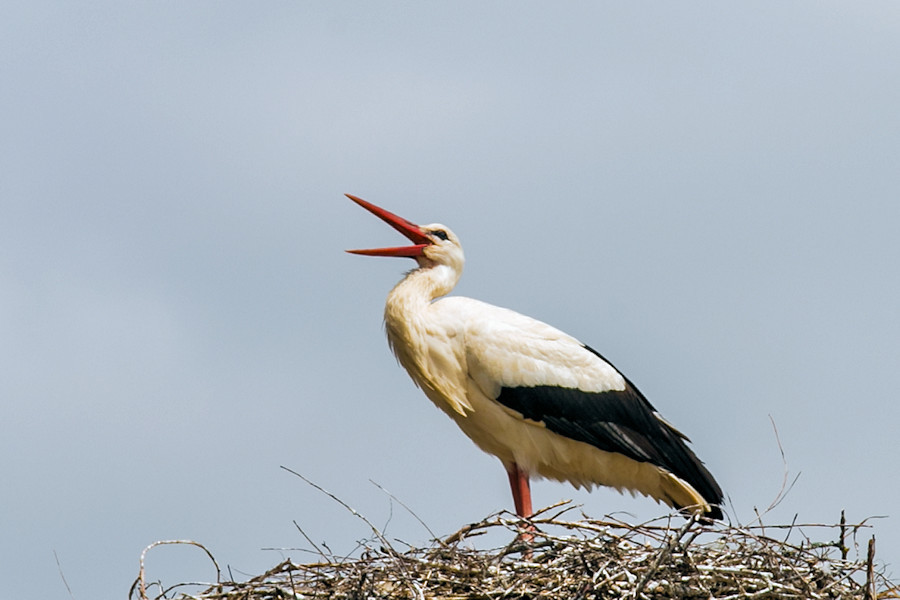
131,501,897,600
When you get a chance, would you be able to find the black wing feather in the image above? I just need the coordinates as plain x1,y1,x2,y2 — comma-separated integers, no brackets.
494,344,724,518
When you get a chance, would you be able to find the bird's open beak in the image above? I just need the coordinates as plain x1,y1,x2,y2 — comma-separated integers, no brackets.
345,194,431,257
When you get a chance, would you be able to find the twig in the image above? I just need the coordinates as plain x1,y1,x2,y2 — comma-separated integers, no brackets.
765,414,801,514
631,514,698,599
368,479,442,544
293,520,331,562
280,466,392,551
840,509,848,560
864,536,875,600
53,550,74,598
129,540,221,600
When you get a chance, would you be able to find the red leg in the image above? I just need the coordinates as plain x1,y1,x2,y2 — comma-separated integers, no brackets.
506,463,533,517
506,463,535,549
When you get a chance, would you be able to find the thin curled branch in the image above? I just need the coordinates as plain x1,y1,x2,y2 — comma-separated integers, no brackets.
129,540,221,600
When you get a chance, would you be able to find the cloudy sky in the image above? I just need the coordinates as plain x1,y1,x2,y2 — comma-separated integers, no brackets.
3,2,899,597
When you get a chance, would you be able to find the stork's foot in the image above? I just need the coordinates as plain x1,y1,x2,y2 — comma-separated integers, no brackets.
517,527,535,546
511,522,536,559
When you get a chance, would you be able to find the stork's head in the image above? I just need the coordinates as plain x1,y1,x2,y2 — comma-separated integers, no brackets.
345,194,464,274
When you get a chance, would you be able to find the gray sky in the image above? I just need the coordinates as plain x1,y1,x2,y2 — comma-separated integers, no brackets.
3,2,899,597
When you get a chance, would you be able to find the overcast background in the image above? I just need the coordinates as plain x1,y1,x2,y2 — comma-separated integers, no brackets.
2,2,899,598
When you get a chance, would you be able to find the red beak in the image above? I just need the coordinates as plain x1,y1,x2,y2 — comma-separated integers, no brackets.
345,194,431,258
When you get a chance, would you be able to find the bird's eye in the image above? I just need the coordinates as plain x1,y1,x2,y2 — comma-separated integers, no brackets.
431,229,449,241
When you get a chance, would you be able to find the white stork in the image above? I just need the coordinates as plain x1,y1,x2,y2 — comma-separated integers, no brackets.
346,194,724,521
